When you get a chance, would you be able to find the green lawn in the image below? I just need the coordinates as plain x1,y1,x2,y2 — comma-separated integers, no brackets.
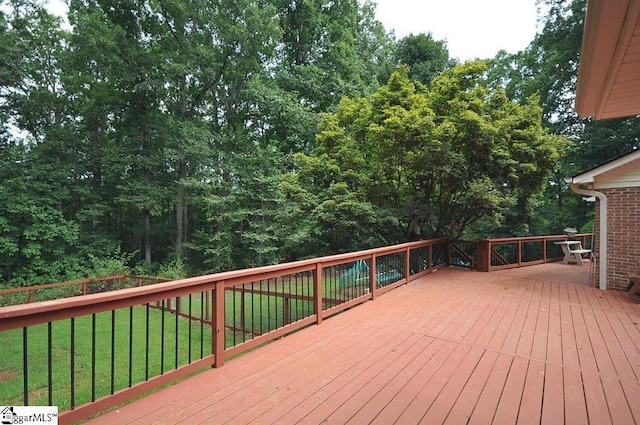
0,304,212,410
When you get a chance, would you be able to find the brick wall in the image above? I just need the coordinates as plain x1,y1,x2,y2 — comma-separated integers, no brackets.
595,187,640,290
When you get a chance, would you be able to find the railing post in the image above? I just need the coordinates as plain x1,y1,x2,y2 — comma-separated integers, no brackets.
370,255,377,300
213,282,225,368
314,263,323,325
518,240,523,267
405,247,410,283
477,240,490,272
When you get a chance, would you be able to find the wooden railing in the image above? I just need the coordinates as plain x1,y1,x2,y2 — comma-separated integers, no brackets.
0,275,170,307
450,234,595,272
0,238,448,424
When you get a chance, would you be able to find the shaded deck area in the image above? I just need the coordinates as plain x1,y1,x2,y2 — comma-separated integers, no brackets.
86,263,640,424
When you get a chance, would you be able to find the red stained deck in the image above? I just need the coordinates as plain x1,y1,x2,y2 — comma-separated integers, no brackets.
85,263,640,424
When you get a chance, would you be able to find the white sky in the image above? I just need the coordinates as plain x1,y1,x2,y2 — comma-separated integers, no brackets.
373,0,540,62
44,0,539,62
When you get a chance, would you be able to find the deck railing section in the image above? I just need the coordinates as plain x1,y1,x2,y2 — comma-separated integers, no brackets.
451,233,595,271
0,275,170,307
0,238,447,424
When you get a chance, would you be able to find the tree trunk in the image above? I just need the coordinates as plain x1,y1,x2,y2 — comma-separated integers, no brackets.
116,205,123,244
175,75,187,257
143,206,152,264
176,165,186,256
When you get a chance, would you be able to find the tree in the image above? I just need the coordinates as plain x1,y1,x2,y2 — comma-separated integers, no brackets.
485,0,640,234
394,33,457,86
274,0,394,111
0,3,88,285
0,0,400,284
286,64,568,251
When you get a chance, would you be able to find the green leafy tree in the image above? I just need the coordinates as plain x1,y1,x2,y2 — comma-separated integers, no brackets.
486,0,640,234
275,0,394,111
394,33,457,86
0,0,402,285
287,64,568,251
0,3,87,284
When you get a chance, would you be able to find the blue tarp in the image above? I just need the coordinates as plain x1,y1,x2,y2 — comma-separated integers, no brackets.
338,259,403,289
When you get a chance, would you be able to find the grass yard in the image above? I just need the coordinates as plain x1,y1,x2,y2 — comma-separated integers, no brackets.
0,304,212,410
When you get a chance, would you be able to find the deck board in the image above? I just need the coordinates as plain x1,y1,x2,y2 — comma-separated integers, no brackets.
563,367,589,425
517,360,545,425
84,263,640,425
541,363,564,424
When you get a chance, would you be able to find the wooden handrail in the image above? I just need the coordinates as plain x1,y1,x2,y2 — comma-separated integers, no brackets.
0,239,447,331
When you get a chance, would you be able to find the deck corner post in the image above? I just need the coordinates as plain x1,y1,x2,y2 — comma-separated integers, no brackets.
477,240,491,272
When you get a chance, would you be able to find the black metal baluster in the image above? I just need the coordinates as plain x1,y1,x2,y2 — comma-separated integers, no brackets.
111,310,115,394
145,303,150,381
328,268,332,307
272,278,276,329
251,282,256,339
280,276,289,326
175,297,179,369
91,314,96,401
241,284,246,344
308,272,311,314
303,273,307,317
232,287,237,347
248,284,252,342
288,275,293,323
23,327,28,406
324,268,329,309
280,277,285,327
333,267,337,303
129,306,133,387
267,279,271,332
260,280,264,334
161,300,165,375
47,322,52,406
199,293,204,359
71,317,75,409
298,273,303,318
188,294,192,363
278,277,282,326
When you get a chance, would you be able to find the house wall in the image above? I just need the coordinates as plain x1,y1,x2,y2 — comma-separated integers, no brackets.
595,187,640,289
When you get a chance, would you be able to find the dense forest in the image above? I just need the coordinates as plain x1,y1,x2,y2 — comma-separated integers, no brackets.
1,0,639,286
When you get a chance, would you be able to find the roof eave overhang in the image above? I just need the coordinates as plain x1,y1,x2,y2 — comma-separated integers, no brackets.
575,0,640,120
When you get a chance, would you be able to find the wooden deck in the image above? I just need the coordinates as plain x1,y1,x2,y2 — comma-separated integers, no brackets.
84,263,640,424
